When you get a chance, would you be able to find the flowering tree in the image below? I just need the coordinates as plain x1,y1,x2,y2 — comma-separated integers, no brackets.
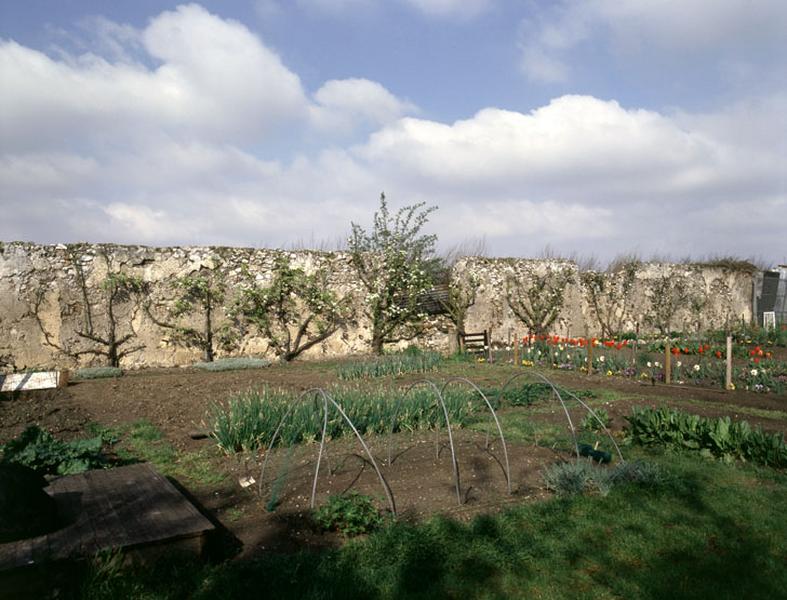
348,193,438,354
506,266,574,336
233,255,350,362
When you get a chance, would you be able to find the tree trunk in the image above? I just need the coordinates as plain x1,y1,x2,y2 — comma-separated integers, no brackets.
371,331,385,355
204,301,214,362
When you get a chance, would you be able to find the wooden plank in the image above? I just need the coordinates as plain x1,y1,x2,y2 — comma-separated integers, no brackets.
0,370,68,392
1,463,214,572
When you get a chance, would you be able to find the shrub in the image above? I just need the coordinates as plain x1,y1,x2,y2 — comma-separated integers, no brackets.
313,493,384,536
193,357,271,372
543,459,664,497
73,366,122,380
542,460,599,496
1,425,105,475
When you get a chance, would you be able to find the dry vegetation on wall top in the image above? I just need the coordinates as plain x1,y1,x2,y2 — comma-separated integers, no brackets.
0,241,759,371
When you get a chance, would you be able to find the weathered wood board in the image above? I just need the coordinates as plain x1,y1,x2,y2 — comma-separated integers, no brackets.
0,370,69,393
0,463,214,572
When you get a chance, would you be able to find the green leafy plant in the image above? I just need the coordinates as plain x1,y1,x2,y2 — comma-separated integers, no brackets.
543,459,664,497
313,493,384,536
210,385,478,454
625,407,787,467
73,366,123,380
1,425,105,475
581,408,611,432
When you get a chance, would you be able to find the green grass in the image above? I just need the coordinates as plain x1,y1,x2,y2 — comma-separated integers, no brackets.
77,449,787,599
114,420,226,487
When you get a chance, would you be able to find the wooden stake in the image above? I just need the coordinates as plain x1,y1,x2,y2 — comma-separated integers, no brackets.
726,335,733,390
664,342,671,385
513,337,520,367
587,341,593,375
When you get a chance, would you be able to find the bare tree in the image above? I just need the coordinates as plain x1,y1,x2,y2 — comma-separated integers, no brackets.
506,266,574,336
32,250,147,367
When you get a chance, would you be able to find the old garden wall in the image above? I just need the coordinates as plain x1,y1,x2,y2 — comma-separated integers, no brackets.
0,242,754,370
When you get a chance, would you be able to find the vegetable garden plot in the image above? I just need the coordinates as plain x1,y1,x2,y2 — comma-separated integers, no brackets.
211,374,624,520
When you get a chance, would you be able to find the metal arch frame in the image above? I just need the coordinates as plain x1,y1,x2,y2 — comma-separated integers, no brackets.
258,387,397,516
439,377,512,495
499,372,625,462
386,379,462,505
500,371,580,459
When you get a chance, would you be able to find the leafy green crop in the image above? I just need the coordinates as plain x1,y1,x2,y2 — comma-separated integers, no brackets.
1,425,105,475
625,407,787,467
313,493,384,536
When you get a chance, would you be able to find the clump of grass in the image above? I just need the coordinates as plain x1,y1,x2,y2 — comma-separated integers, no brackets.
337,350,443,380
193,357,271,372
116,420,225,486
73,366,122,380
210,385,478,454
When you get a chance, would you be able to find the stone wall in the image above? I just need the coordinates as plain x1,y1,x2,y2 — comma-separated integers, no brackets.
0,242,754,370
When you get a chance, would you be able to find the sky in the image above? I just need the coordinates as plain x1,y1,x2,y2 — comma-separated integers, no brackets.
1,0,785,264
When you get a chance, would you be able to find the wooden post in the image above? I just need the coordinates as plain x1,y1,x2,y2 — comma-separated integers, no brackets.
664,342,671,384
587,341,593,376
725,335,733,390
513,337,520,367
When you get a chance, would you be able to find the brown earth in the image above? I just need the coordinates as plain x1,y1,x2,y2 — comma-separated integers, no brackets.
0,359,785,559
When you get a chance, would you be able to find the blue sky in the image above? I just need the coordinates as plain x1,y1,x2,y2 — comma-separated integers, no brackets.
1,1,785,263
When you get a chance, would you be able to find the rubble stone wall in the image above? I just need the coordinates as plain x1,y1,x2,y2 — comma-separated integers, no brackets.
0,242,754,370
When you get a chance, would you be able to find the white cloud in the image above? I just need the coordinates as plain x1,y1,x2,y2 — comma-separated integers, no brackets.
519,0,787,83
310,78,418,134
358,96,733,197
0,5,310,152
